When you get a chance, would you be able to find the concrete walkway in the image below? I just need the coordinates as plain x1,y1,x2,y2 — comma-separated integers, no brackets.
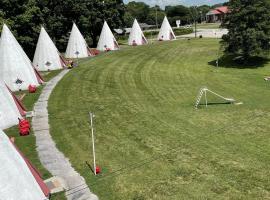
32,69,98,200
177,28,228,39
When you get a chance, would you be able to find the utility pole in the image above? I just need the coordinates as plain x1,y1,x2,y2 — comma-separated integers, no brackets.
200,11,203,23
155,6,158,29
191,6,198,38
195,19,197,38
195,6,199,38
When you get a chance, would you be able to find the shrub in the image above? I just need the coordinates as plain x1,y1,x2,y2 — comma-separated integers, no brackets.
143,30,160,38
173,28,193,36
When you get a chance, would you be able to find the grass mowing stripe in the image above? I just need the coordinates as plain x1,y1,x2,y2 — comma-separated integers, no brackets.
49,39,270,199
61,111,268,198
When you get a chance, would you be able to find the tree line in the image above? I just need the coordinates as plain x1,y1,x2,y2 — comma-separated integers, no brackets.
222,0,270,62
0,0,125,57
124,2,222,27
0,0,222,58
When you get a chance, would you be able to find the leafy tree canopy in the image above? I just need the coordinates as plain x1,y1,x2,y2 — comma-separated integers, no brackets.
0,0,218,58
222,0,270,60
126,1,150,22
0,0,125,57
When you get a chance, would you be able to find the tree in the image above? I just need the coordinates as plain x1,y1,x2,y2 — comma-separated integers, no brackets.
211,3,224,8
124,11,134,27
126,1,150,22
221,0,270,61
165,5,190,26
197,5,211,23
38,0,125,50
15,0,44,58
0,0,126,56
189,6,200,24
0,0,43,58
145,6,165,27
88,0,126,46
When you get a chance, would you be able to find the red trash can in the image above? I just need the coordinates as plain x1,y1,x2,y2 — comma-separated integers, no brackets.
28,84,37,93
95,166,101,174
18,118,30,136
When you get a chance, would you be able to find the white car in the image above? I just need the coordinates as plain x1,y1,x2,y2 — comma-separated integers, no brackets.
184,25,192,28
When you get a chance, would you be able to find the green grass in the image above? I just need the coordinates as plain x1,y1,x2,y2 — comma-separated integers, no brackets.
193,23,221,29
49,39,270,200
4,69,66,200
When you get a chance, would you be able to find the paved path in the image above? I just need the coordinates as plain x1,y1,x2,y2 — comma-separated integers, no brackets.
32,69,98,200
177,28,228,39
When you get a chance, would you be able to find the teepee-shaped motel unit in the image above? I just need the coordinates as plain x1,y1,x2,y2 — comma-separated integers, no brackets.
128,19,148,46
157,16,176,41
0,24,43,91
65,23,92,58
0,129,50,200
97,21,119,51
33,26,66,71
0,82,26,130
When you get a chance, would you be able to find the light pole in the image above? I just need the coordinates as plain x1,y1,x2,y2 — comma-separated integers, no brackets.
155,6,158,29
89,112,97,175
191,6,198,38
200,11,203,23
195,18,197,38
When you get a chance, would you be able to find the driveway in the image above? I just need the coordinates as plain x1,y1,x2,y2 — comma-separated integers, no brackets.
177,29,228,39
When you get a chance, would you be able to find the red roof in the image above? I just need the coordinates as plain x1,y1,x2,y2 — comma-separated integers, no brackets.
216,6,229,14
207,6,229,15
211,10,222,14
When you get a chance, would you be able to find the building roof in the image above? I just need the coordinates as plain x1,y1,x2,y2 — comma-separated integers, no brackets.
217,6,229,14
206,6,229,16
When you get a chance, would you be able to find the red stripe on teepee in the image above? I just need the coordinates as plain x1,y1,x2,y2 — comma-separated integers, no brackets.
33,67,44,84
114,41,119,50
87,47,93,57
142,36,147,44
170,32,175,40
59,54,67,68
5,84,26,116
10,139,50,197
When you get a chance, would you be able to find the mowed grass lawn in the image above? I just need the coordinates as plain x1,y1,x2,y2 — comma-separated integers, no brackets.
49,39,270,200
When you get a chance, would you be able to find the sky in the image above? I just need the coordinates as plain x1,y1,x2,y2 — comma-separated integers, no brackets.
123,0,226,8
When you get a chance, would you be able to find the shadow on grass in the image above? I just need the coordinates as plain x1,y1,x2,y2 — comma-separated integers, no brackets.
199,102,232,106
208,55,269,69
85,161,95,175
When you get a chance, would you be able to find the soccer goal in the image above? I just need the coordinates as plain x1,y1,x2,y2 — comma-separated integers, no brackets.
195,87,235,109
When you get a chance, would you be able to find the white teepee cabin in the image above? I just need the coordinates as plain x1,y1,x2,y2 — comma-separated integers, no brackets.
157,16,176,41
97,21,119,51
0,129,49,200
0,82,26,130
33,26,66,71
128,19,148,46
0,24,43,91
65,23,92,58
